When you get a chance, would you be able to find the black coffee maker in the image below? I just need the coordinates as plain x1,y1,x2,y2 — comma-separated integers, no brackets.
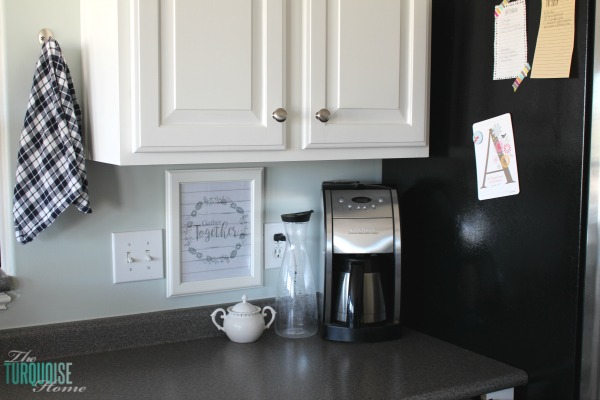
321,181,402,342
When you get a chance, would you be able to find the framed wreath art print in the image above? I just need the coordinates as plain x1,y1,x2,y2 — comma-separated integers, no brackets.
165,168,263,297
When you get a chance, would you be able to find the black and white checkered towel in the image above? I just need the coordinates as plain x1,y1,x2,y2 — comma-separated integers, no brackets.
13,39,91,244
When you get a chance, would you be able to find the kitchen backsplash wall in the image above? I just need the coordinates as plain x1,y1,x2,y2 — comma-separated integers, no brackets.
0,0,382,329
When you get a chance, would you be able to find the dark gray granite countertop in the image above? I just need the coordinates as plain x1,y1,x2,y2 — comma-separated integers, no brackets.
1,328,526,400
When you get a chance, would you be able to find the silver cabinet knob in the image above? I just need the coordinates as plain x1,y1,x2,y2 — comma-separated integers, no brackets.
315,109,330,123
272,108,287,122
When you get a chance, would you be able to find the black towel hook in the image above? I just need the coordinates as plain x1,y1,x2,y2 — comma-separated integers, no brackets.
38,28,54,45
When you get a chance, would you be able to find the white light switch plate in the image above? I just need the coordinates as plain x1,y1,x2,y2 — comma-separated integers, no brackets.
264,223,286,269
112,230,164,283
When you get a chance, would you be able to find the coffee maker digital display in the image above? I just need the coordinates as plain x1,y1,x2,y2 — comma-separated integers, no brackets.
322,181,402,342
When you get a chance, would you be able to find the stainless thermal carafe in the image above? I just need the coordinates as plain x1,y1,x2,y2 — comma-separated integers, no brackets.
335,258,386,326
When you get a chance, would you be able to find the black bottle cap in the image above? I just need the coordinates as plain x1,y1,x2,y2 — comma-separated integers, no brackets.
281,210,314,223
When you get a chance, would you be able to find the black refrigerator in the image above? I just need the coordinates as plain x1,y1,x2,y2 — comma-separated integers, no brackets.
382,0,596,399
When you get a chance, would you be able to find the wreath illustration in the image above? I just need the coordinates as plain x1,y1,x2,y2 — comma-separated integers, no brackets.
183,196,249,265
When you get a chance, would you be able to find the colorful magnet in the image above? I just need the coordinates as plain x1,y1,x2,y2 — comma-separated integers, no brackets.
473,131,484,145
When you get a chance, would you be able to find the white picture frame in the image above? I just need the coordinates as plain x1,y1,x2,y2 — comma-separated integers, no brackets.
166,168,263,297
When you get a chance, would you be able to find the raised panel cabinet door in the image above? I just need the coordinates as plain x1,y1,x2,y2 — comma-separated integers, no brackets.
303,0,430,148
133,0,285,152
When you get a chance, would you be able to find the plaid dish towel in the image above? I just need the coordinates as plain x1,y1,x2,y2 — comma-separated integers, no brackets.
13,39,91,244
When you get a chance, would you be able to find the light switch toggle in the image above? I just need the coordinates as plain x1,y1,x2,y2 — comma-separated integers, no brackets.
112,230,164,283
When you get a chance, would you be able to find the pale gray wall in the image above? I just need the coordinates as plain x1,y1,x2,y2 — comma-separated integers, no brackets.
0,0,382,329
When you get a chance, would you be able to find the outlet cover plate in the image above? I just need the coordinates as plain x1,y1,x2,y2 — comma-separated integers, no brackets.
264,222,285,269
112,230,164,283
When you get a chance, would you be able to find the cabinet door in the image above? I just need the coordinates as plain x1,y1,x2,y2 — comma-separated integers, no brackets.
303,0,429,149
133,0,285,153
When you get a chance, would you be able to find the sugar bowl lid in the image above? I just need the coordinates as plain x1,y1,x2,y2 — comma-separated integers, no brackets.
228,295,261,314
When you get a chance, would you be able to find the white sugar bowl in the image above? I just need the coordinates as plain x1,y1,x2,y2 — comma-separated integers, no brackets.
211,295,276,343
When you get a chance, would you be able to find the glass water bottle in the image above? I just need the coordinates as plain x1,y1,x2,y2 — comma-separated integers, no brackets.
275,210,318,338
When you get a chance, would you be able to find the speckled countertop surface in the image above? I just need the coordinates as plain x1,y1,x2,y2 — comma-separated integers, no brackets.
1,328,527,400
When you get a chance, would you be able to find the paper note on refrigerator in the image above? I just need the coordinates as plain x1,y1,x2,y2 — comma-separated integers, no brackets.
494,0,528,80
473,114,520,201
531,0,576,78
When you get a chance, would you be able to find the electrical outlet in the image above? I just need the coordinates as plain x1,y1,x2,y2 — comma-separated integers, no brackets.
264,223,286,269
112,230,164,283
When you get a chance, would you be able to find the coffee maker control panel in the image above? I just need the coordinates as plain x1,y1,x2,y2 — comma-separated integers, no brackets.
330,190,394,219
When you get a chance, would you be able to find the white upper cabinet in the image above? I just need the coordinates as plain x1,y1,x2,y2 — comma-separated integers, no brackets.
303,0,429,149
135,0,285,152
80,0,430,165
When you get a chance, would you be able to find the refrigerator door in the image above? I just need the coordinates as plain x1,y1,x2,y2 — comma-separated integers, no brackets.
383,0,593,399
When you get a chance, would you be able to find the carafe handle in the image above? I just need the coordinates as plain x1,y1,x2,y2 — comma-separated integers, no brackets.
210,308,226,331
262,306,277,329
